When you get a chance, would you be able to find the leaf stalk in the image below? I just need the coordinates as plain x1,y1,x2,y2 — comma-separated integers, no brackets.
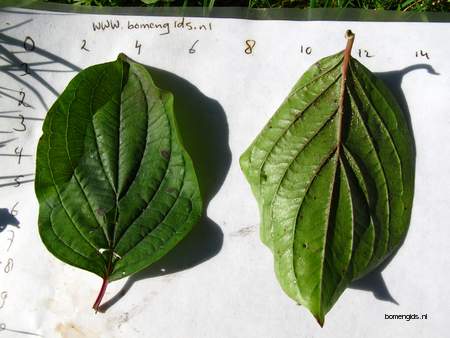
336,29,355,153
342,30,355,83
92,276,109,313
92,252,113,312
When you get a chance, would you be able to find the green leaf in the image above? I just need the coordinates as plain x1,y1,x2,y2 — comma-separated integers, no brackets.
140,0,161,4
35,53,202,310
240,31,414,326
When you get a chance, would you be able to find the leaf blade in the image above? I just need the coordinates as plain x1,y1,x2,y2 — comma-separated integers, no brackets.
240,32,414,324
35,54,203,307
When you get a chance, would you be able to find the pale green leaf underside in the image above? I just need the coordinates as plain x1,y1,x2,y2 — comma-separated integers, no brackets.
35,54,202,282
240,52,414,324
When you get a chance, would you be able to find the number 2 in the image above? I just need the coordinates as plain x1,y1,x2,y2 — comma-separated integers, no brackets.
81,39,90,52
18,91,30,107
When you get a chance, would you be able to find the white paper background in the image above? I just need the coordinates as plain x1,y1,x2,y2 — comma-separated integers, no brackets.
0,8,449,338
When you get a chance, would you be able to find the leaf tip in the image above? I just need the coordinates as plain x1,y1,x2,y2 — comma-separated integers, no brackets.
117,53,129,63
314,314,325,328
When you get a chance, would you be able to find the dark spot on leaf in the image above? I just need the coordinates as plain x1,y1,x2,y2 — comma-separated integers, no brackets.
160,149,170,160
96,208,105,216
303,243,308,249
261,173,267,182
166,187,178,196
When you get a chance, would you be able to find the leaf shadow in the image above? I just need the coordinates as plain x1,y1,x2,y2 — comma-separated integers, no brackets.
99,66,231,312
349,63,439,304
350,249,399,305
0,208,20,233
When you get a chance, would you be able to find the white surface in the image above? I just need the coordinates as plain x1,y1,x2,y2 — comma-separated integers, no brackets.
0,8,449,338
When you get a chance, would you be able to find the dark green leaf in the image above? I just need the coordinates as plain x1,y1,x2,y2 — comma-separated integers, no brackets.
35,54,202,310
240,31,414,325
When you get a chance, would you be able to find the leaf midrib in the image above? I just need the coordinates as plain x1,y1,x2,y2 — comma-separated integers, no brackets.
113,91,173,253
